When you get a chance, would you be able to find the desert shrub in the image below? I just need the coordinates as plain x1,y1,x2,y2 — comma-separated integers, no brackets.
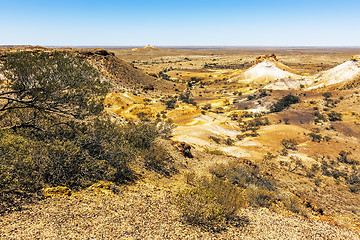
263,152,277,162
280,148,288,156
313,111,326,123
246,185,275,208
165,98,176,109
179,90,196,106
240,117,270,132
175,177,246,231
308,128,323,142
270,94,300,113
209,136,221,144
282,195,308,217
236,134,245,141
306,164,320,178
347,171,360,192
0,118,172,213
214,107,224,113
281,139,298,150
337,151,358,165
225,138,235,146
143,143,177,177
121,121,161,149
210,162,275,191
287,156,304,172
327,111,342,121
322,92,332,100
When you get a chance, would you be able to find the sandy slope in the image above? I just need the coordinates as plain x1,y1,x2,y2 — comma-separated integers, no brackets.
310,60,360,89
244,60,297,80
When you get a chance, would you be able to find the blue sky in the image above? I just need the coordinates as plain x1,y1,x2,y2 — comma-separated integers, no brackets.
1,0,359,46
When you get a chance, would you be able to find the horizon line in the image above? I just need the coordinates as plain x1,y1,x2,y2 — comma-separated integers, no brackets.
1,45,360,50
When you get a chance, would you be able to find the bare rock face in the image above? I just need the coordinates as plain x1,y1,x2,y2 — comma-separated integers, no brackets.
255,54,278,63
350,55,360,62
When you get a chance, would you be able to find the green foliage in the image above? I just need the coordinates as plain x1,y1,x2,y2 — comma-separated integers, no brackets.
0,118,174,213
270,94,300,112
0,51,109,130
0,50,177,214
175,177,246,232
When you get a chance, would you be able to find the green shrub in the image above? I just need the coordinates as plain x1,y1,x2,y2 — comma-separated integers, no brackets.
270,94,300,112
0,118,172,214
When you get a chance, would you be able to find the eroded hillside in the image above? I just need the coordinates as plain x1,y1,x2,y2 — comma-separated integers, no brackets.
1,47,360,239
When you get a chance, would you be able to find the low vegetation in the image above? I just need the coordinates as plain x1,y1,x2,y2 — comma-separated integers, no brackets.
0,51,175,214
270,94,300,112
175,177,247,232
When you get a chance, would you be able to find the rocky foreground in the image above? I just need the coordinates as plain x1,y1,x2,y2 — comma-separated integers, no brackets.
0,182,358,240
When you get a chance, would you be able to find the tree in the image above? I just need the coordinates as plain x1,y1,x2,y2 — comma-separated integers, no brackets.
0,50,109,130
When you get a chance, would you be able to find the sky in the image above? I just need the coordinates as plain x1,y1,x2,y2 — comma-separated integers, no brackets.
0,0,359,47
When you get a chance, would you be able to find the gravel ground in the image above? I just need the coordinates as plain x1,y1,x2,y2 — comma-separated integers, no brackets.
0,182,359,240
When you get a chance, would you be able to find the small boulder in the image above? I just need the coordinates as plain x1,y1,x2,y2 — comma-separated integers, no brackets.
171,141,193,158
43,186,71,198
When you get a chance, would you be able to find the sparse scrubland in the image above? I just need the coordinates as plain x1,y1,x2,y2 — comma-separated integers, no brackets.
1,47,360,239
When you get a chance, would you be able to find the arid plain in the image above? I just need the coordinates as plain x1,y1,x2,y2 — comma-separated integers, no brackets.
1,46,360,239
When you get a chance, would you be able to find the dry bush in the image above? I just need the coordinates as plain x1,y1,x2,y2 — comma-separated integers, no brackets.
281,195,309,217
175,177,247,232
210,162,276,208
281,139,298,151
246,185,275,208
143,143,178,177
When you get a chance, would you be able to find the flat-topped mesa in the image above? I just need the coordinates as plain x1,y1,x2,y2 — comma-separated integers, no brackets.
255,54,278,64
350,55,360,62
